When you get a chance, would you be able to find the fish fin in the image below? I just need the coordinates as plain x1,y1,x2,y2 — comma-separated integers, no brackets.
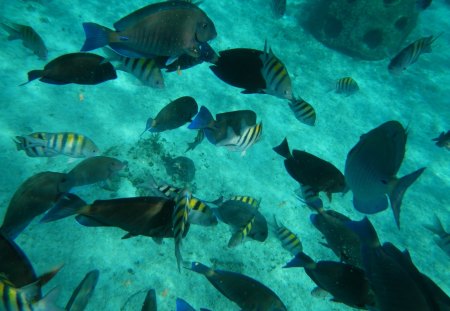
40,193,86,223
344,217,380,248
423,214,447,237
37,265,63,288
75,215,105,227
121,232,136,239
189,262,212,275
165,56,179,66
140,118,155,136
33,287,63,311
101,47,121,61
175,242,183,272
81,22,111,52
176,298,195,311
108,44,147,58
388,167,426,229
19,281,41,302
203,128,217,144
273,137,291,158
283,252,314,269
1,22,21,40
20,70,44,86
188,106,214,130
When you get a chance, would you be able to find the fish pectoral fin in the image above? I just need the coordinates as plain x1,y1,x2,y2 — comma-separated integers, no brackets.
165,56,179,66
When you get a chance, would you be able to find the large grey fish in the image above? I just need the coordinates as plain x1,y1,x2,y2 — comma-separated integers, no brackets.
81,1,217,60
1,21,47,60
344,121,425,228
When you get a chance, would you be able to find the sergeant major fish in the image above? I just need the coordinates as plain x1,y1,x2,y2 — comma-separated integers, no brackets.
335,77,359,96
1,21,47,60
288,97,316,126
273,216,303,256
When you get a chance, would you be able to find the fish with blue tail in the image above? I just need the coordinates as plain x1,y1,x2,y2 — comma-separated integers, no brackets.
288,97,316,126
335,77,359,96
172,189,192,271
273,216,303,256
15,132,100,158
141,96,198,135
295,184,323,210
270,0,286,19
189,262,287,310
1,21,47,60
260,40,293,100
228,216,255,248
21,53,116,85
424,215,450,257
176,297,211,311
65,270,99,311
283,251,375,309
344,120,426,228
432,130,450,150
388,34,441,74
103,48,164,88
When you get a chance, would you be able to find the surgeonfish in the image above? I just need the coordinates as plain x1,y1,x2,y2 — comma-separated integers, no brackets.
260,40,293,100
388,34,441,74
228,216,255,248
209,48,266,94
273,217,303,256
432,130,450,150
172,189,192,271
81,1,217,59
141,289,157,311
288,97,316,126
21,53,117,85
1,21,47,60
15,132,100,158
185,130,205,152
0,171,71,239
65,270,99,311
273,138,347,200
335,77,359,96
141,96,198,134
283,252,375,309
270,0,286,19
424,215,450,257
216,122,263,156
344,120,426,228
0,277,62,311
190,262,287,310
102,48,164,88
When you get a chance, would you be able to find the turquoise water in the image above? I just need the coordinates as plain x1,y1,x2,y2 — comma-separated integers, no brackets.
0,0,449,310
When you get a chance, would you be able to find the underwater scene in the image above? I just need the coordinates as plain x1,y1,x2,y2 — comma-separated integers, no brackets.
0,0,449,310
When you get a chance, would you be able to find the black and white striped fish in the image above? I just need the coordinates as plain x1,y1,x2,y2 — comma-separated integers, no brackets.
335,77,359,96
288,97,316,126
103,48,164,88
273,216,303,256
15,132,99,158
260,41,293,100
218,122,263,156
1,21,47,60
388,34,441,74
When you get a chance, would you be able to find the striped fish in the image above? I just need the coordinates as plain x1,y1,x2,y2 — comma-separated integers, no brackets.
335,77,359,96
1,22,47,60
273,216,303,256
0,278,61,311
289,97,316,126
172,189,192,271
229,195,260,209
218,122,263,156
15,132,100,158
260,41,293,100
388,34,441,74
270,0,286,19
228,216,255,247
156,184,182,198
295,184,323,210
103,48,164,88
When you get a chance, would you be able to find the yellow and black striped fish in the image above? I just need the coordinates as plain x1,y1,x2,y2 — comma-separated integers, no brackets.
172,189,192,271
15,132,100,158
288,97,316,126
388,34,441,74
0,277,60,310
295,184,323,210
335,77,359,96
103,48,164,89
1,21,47,60
260,41,293,100
228,216,255,248
219,122,263,156
273,216,303,256
229,195,260,209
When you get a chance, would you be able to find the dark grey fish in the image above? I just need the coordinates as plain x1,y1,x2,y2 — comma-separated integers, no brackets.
162,155,196,183
388,34,440,74
344,120,426,228
424,215,450,257
22,53,117,85
335,77,359,96
66,270,99,311
1,21,47,60
270,0,286,19
141,96,198,134
142,289,157,311
432,130,450,150
288,97,316,126
190,262,287,310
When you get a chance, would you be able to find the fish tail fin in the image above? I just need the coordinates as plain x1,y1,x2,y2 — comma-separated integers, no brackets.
34,287,63,311
175,241,184,273
424,215,447,237
13,136,25,150
1,22,21,40
140,118,155,136
190,262,212,275
40,193,86,223
389,167,426,228
81,22,111,52
20,70,44,86
101,47,121,62
273,137,291,158
345,217,380,248
37,265,63,288
188,106,213,130
176,298,195,311
283,252,314,269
